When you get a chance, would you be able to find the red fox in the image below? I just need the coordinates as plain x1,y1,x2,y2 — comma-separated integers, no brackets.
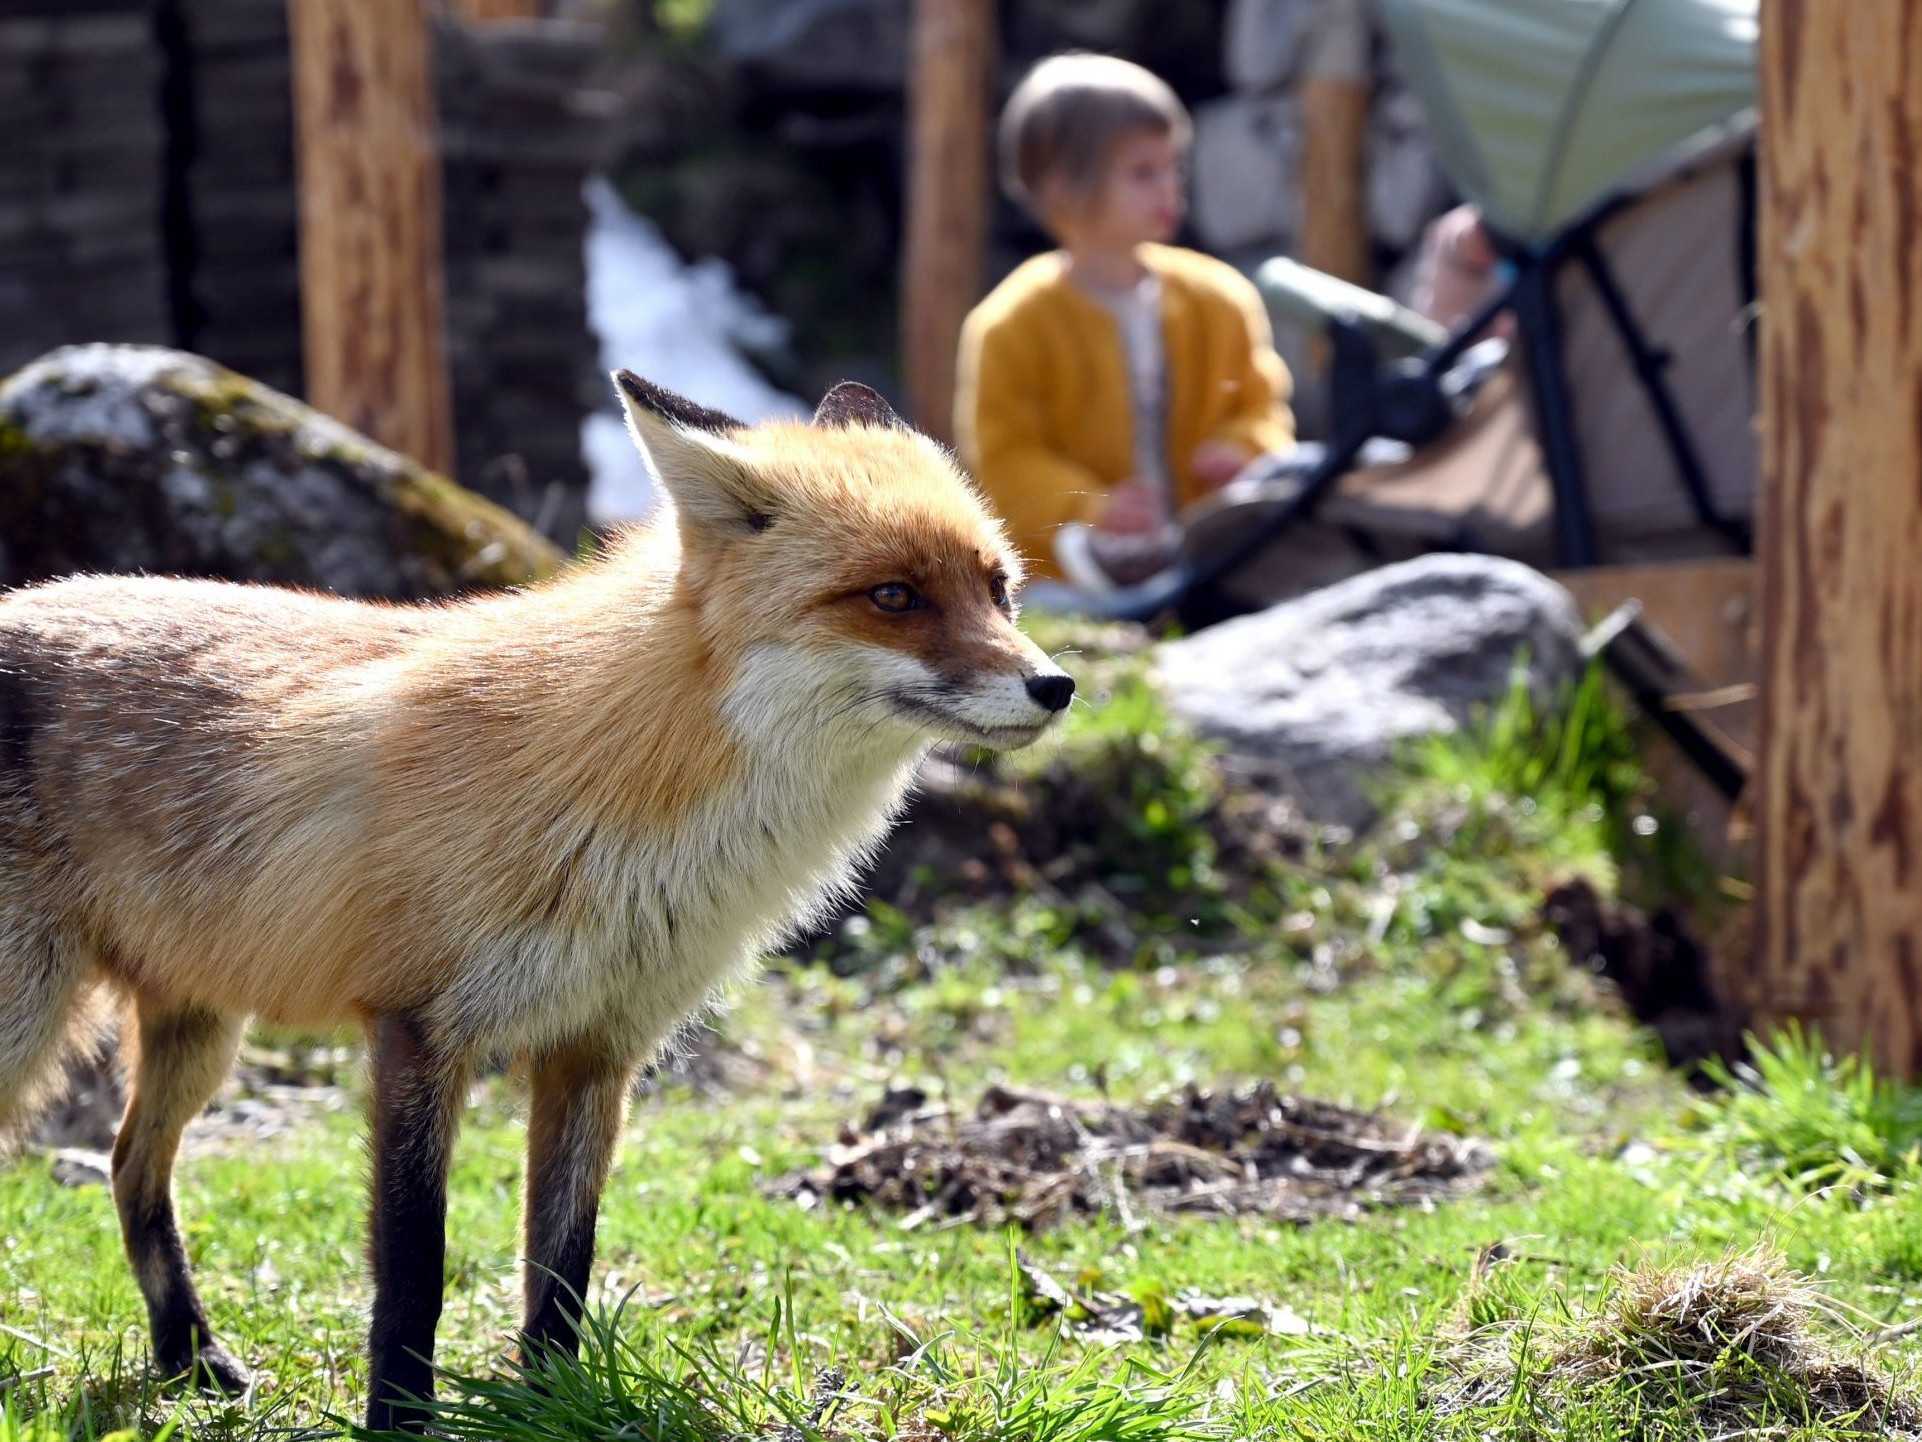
0,373,1072,1430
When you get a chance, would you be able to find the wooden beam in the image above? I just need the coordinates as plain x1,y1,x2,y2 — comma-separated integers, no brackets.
1753,0,1922,1074
1558,559,1758,876
1555,559,1759,738
288,0,455,476
901,0,995,445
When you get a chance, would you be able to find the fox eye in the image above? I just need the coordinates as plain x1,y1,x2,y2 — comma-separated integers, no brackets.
869,582,923,614
988,573,1012,612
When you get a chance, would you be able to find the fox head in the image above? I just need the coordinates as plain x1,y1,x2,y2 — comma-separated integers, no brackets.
614,371,1073,752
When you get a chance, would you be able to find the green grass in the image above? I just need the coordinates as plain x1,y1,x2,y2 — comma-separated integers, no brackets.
4,630,1919,1439
1683,1024,1922,1195
1394,654,1718,906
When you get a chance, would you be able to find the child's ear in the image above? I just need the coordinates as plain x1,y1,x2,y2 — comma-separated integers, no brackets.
612,370,776,535
1033,173,1093,243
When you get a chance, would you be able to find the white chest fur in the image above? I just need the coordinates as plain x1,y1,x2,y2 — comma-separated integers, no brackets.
432,645,926,1059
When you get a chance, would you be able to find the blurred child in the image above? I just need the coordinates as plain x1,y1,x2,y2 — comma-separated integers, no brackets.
954,53,1296,588
1410,202,1515,338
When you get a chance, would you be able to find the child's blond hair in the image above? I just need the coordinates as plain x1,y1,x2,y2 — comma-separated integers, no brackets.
998,53,1190,220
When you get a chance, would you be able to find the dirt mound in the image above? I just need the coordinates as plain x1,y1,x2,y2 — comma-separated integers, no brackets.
806,745,1313,968
1543,876,1748,1074
772,1082,1491,1230
1437,1248,1921,1436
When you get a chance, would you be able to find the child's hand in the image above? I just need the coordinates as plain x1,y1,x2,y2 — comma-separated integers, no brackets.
1095,481,1165,536
1191,440,1251,489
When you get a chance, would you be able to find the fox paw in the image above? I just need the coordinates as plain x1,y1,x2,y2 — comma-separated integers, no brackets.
161,1341,252,1396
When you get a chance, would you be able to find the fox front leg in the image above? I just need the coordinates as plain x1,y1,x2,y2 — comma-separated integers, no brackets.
364,1013,470,1434
519,1037,633,1361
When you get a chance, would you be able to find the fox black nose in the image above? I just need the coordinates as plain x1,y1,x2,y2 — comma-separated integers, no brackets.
1026,673,1075,712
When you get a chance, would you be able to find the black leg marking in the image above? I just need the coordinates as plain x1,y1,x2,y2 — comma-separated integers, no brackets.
520,1042,629,1364
365,1014,467,1434
112,1004,248,1395
120,1194,252,1393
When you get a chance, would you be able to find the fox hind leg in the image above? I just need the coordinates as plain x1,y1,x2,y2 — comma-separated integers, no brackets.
112,999,250,1394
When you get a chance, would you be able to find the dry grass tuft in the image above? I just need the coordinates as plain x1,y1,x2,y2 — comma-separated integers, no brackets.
1437,1246,1922,1437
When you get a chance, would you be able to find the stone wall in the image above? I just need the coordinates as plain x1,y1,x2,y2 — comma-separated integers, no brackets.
0,6,172,374
0,1,602,549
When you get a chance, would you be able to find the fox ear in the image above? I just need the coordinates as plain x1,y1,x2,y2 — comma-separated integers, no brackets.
612,370,774,534
813,381,904,431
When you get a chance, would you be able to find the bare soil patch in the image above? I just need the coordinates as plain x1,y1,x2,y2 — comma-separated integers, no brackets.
1544,877,1748,1074
772,1081,1491,1231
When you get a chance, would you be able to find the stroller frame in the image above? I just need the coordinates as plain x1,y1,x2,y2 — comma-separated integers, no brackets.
1079,153,1759,800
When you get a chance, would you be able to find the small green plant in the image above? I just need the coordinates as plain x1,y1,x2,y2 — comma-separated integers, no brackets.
1402,659,1640,827
1686,1023,1922,1192
351,1256,1225,1442
902,1339,1222,1442
348,1285,829,1441
0,1398,184,1442
1396,655,1713,903
0,1407,64,1442
888,1242,1224,1442
1025,674,1223,877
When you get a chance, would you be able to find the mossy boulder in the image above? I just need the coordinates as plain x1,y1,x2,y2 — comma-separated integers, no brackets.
0,344,563,600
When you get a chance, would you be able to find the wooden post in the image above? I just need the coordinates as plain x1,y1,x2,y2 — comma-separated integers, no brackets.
1297,0,1371,289
901,0,995,445
1752,0,1922,1074
452,0,540,22
288,0,455,475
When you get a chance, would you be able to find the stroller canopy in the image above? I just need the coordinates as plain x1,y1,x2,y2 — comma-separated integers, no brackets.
1378,0,1758,246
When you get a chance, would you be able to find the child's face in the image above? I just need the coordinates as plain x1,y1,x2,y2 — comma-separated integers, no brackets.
1053,128,1185,250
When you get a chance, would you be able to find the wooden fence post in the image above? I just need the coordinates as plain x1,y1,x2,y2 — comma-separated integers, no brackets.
451,0,541,22
288,0,455,475
1753,0,1922,1074
1297,0,1372,288
901,0,995,445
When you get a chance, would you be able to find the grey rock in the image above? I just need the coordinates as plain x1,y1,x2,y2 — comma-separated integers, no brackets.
1154,555,1587,831
51,1148,112,1188
28,1047,122,1156
0,344,562,601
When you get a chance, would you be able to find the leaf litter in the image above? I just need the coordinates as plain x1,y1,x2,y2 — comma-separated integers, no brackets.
1013,1250,1317,1345
771,1081,1492,1232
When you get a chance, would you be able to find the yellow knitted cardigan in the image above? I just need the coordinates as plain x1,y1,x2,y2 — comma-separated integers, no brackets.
954,243,1296,578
